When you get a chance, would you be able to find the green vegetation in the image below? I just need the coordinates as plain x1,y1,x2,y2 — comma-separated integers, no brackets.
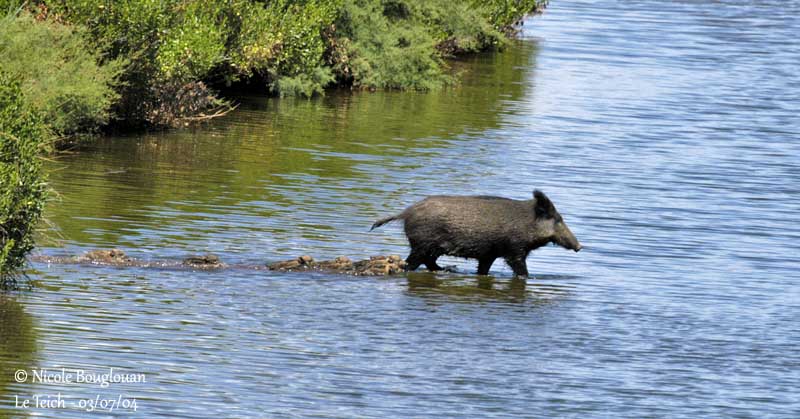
1,0,546,129
0,70,48,288
480,0,548,31
36,0,343,124
327,0,545,90
330,0,457,90
18,0,545,126
0,10,124,138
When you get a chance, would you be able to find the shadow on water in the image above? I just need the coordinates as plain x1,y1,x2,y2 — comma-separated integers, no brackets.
404,271,574,305
0,296,38,411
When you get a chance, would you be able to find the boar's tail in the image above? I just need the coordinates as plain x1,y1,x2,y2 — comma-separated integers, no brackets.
370,215,400,231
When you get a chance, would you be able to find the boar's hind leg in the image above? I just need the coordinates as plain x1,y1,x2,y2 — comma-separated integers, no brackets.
477,258,496,275
405,251,443,272
504,255,529,278
405,251,424,271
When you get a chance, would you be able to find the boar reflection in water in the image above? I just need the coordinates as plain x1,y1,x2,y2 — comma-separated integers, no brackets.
371,190,582,277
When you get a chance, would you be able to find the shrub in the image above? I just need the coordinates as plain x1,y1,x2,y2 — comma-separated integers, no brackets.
407,0,506,54
272,66,336,97
223,0,341,94
329,0,450,90
21,0,546,128
0,11,124,137
328,0,531,91
478,0,548,32
0,70,48,288
40,0,340,121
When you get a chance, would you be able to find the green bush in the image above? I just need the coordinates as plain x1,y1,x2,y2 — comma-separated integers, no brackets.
0,70,48,288
157,2,227,81
328,0,532,91
41,0,340,122
0,11,124,137
0,1,22,11
43,0,542,99
329,0,448,90
223,0,341,95
22,0,545,127
478,0,548,31
405,0,505,54
272,66,336,97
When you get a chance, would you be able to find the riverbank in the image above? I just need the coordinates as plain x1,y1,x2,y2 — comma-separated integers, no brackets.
3,0,547,136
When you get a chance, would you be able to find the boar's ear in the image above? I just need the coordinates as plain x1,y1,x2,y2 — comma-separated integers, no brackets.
533,190,556,219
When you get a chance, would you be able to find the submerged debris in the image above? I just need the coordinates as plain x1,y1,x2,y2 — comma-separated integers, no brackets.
77,249,131,264
266,255,315,271
267,254,406,276
351,255,406,276
182,254,225,269
33,249,408,276
315,256,353,271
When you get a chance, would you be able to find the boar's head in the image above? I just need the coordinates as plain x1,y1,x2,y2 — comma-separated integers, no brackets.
534,190,582,252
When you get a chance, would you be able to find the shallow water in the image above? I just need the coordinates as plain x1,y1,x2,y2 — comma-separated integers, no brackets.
3,0,800,417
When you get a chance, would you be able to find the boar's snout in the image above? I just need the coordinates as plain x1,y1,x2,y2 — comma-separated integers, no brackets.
554,221,582,252
565,239,582,252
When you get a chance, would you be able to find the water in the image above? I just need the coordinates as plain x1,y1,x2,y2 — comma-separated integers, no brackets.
3,0,800,417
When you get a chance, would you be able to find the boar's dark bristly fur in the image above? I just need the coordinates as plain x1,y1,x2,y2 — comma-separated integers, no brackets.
371,190,581,277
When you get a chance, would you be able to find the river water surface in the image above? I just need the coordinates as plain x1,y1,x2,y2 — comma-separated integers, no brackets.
3,0,799,417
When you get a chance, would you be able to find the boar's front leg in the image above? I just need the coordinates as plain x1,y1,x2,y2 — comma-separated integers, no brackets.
477,257,496,275
504,253,529,278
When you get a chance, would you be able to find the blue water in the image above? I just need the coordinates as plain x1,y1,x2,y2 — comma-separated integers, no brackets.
2,0,799,417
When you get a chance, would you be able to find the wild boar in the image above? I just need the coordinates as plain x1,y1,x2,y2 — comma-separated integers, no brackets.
371,190,581,277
